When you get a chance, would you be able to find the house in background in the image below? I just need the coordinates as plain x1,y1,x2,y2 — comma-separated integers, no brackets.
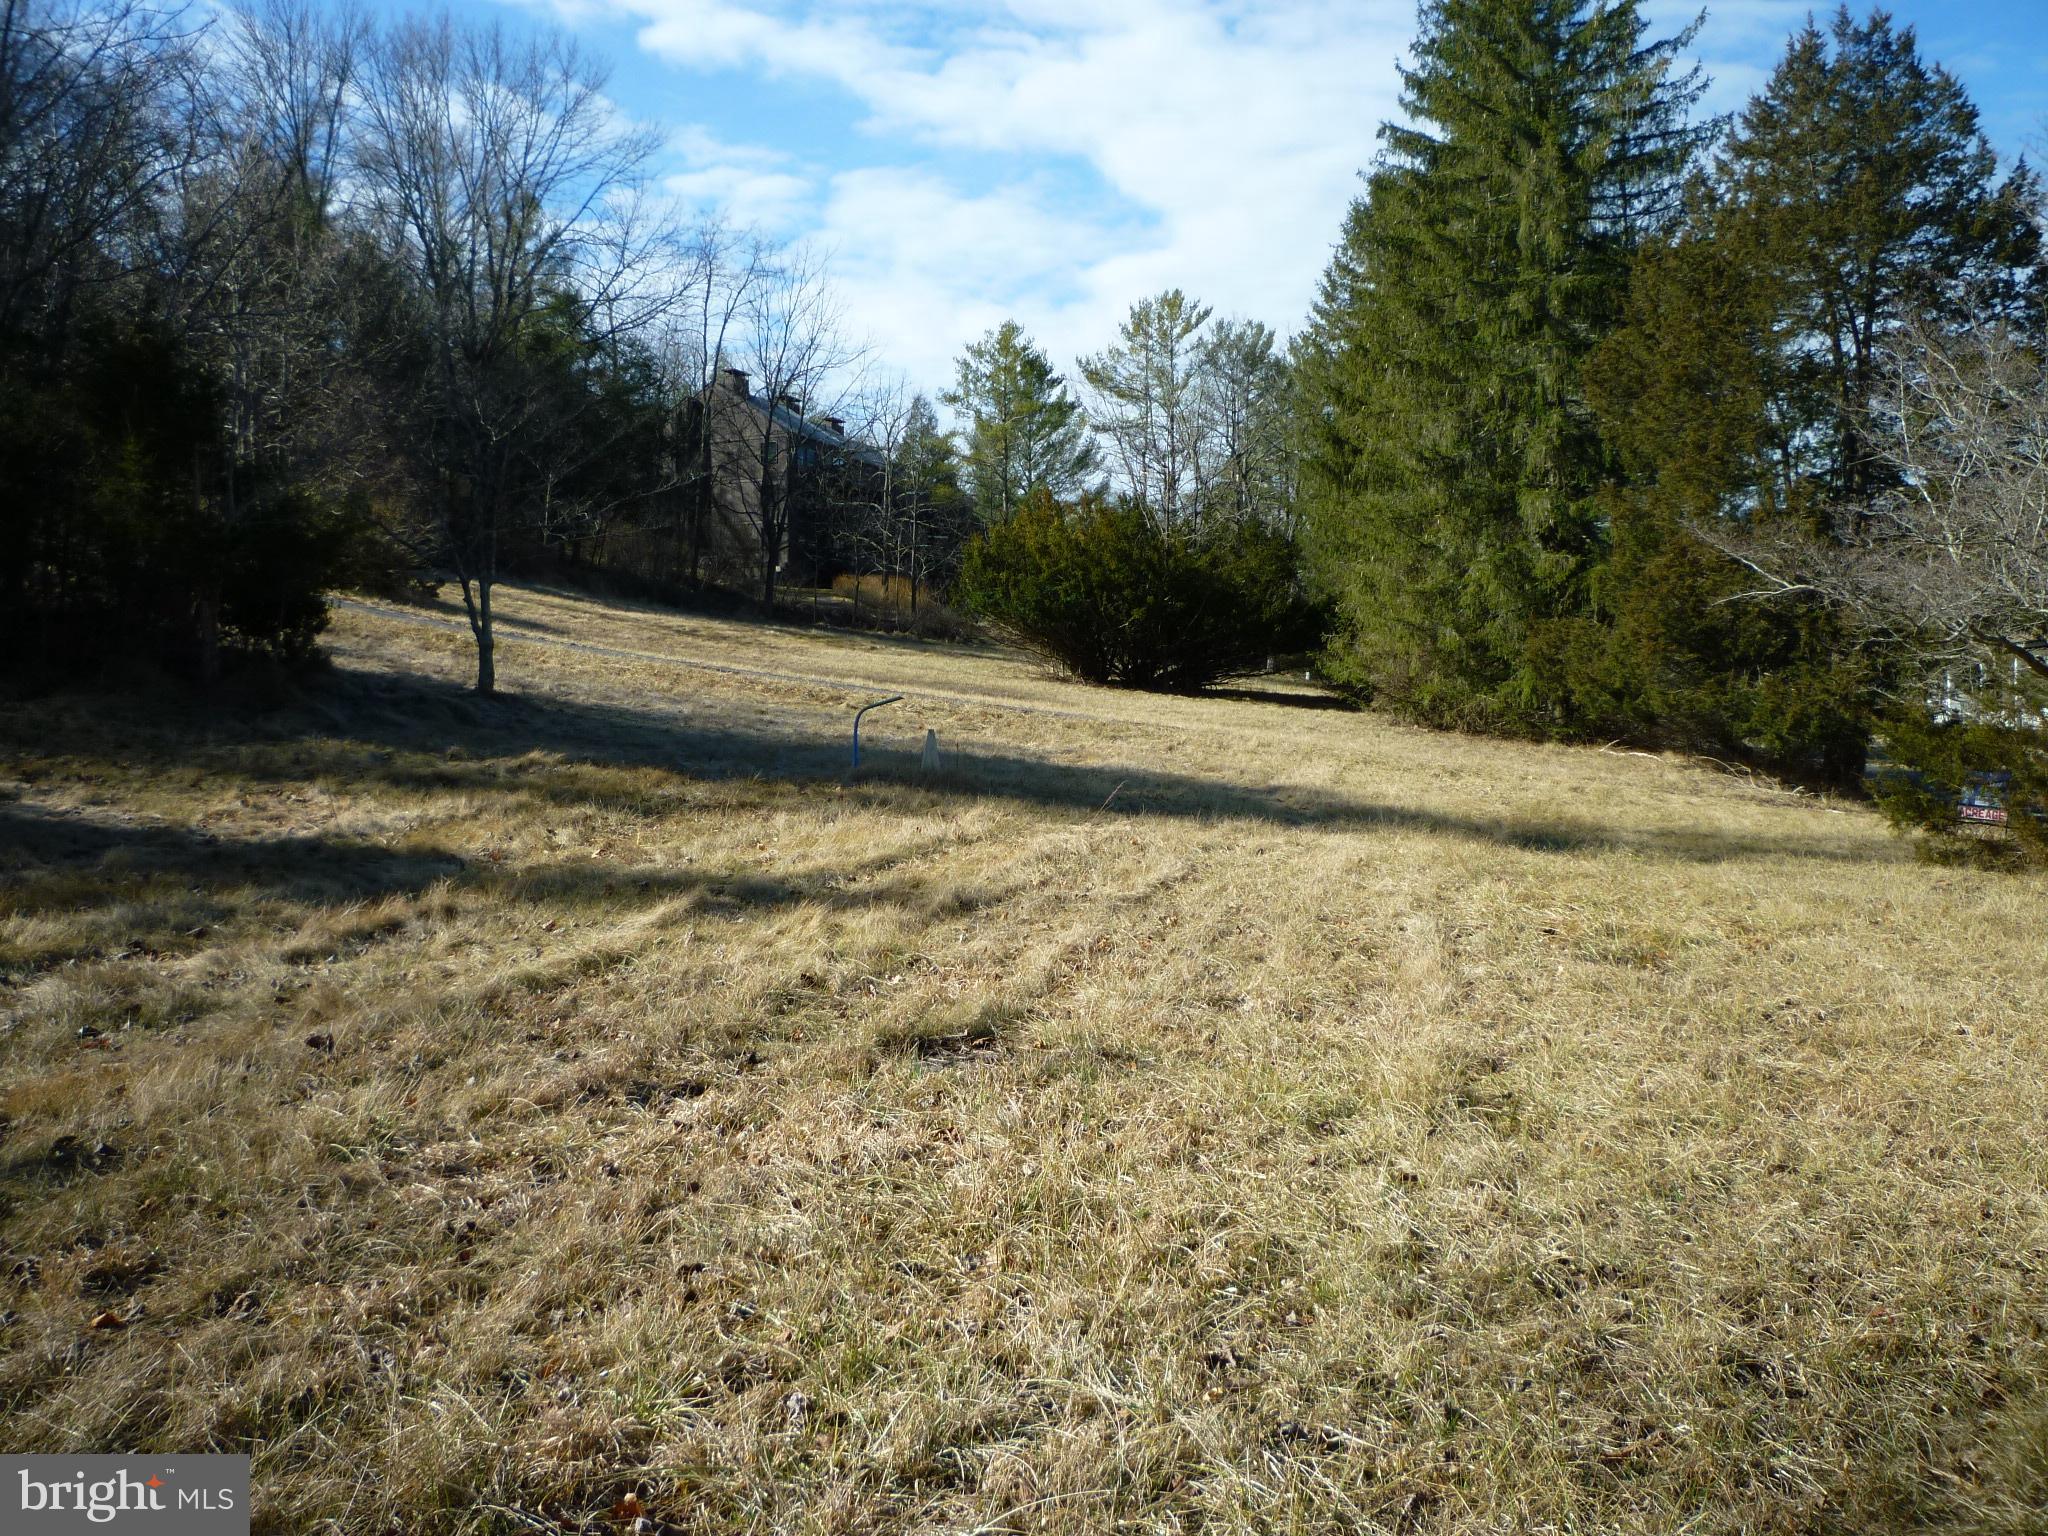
676,367,882,601
1935,639,2048,728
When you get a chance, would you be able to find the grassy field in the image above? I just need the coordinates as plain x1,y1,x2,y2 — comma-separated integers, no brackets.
3,584,2045,1535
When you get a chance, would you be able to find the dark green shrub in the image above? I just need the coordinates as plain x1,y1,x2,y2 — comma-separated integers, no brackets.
0,324,374,680
957,492,1320,691
1520,492,1876,783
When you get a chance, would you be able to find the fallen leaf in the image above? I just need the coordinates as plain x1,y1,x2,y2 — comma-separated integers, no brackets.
87,1310,126,1330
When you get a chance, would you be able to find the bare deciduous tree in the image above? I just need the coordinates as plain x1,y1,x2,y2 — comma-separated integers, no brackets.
1701,309,2048,712
1080,288,1213,528
156,0,373,675
653,218,770,584
835,382,965,614
0,0,200,338
354,15,664,693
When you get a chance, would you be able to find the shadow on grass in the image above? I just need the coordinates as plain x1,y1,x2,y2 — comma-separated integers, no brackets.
1205,683,1360,713
1,665,1889,883
0,769,1028,955
0,801,465,909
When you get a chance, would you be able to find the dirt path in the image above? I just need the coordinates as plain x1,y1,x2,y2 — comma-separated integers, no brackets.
331,596,1330,743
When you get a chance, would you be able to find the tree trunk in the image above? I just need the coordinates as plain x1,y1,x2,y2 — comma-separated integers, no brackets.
456,565,497,696
760,488,780,606
692,428,712,584
193,594,221,687
476,577,495,694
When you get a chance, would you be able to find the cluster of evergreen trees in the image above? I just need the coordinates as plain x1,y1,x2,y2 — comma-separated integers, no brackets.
943,299,1298,537
1298,1,2044,785
940,299,1310,685
12,0,2043,813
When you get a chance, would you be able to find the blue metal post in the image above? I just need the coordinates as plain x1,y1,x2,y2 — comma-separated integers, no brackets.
851,695,903,768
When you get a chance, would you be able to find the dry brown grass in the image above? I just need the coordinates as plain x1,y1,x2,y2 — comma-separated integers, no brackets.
2,583,2045,1535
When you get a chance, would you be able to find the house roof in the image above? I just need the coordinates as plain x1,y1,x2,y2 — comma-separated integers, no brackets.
729,388,887,468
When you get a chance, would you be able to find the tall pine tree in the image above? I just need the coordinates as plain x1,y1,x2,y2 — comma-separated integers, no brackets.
1713,7,2043,513
1079,290,1214,527
1575,7,2043,782
944,321,1098,525
1299,0,1709,729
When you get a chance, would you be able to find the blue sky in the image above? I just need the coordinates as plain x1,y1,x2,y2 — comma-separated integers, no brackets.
456,0,2048,392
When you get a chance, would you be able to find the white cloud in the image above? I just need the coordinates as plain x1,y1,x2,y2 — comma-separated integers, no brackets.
660,126,817,231
586,0,1412,382
534,0,1843,389
631,0,928,84
806,165,1122,386
664,163,816,230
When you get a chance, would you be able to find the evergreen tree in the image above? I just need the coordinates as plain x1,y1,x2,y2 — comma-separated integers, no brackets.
958,490,1320,692
1199,317,1296,532
1298,0,1709,728
944,320,1098,525
894,393,972,605
1079,289,1214,527
1576,7,2044,781
0,0,388,681
1569,219,1874,779
1712,6,2043,512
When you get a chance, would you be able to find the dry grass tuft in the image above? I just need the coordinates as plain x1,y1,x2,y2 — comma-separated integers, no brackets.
2,583,2045,1534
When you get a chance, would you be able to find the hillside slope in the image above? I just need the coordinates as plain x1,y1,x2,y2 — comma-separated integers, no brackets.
3,585,2044,1534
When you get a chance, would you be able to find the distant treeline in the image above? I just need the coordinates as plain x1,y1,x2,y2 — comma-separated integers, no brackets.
6,0,2044,855
0,0,981,691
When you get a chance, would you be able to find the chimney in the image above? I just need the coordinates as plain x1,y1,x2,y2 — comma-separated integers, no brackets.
824,416,845,436
722,367,749,397
776,392,801,412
